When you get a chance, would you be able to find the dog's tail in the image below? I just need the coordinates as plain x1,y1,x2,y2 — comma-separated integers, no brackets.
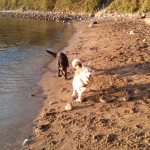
46,50,57,57
72,59,82,69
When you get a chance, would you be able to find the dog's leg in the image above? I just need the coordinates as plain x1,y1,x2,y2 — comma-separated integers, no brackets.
64,68,67,80
58,68,61,77
71,87,76,100
72,87,76,96
76,87,86,103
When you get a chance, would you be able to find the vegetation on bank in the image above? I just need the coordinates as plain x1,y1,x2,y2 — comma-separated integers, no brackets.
0,0,150,13
109,0,150,13
0,0,105,13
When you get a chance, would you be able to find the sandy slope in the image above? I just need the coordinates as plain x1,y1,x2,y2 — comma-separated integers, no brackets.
26,18,150,150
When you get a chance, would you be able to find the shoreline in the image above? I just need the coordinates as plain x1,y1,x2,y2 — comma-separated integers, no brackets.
0,9,143,23
0,10,95,23
23,21,85,148
25,17,150,150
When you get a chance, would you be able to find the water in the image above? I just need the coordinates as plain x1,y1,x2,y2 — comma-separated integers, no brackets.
0,17,74,150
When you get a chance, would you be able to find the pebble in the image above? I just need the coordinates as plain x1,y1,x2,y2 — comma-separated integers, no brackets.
22,139,31,146
130,31,134,34
123,95,132,101
65,103,73,111
99,97,113,103
143,39,146,42
89,23,94,28
49,102,53,105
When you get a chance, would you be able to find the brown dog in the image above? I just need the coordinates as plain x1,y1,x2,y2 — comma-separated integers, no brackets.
46,50,69,80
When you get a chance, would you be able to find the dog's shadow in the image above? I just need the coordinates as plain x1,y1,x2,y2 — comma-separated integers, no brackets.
82,62,150,103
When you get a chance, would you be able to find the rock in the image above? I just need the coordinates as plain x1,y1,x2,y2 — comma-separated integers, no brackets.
143,39,146,42
65,103,73,111
81,31,84,33
123,95,132,101
130,31,134,34
99,97,113,103
49,102,53,105
22,139,31,146
89,23,94,28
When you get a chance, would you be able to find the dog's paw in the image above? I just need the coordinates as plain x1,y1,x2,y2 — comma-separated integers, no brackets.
71,96,76,100
76,99,81,103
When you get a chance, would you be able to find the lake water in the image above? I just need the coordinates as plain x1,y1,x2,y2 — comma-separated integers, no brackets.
0,17,74,150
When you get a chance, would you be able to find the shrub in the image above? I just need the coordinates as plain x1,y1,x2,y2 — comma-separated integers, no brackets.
142,0,150,12
109,0,150,13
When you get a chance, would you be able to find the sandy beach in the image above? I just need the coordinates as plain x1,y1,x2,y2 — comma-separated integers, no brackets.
25,18,150,150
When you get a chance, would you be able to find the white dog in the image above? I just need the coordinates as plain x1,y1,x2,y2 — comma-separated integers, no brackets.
72,59,93,102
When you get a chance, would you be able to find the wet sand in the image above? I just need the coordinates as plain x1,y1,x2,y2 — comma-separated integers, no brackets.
26,18,150,150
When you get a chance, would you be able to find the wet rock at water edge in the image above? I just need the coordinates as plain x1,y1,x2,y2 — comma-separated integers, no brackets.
22,139,31,146
65,103,74,111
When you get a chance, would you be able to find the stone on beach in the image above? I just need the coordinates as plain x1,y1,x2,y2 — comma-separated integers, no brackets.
65,103,74,110
130,31,134,34
123,95,132,101
99,97,113,103
49,102,53,105
23,139,31,146
89,23,94,28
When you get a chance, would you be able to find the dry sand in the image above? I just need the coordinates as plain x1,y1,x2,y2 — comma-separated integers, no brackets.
26,18,150,150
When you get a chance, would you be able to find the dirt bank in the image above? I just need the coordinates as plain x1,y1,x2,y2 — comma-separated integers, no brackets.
26,18,150,150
